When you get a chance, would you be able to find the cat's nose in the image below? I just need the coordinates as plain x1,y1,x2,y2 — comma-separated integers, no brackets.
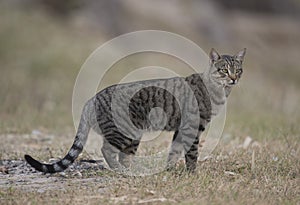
230,79,237,84
229,75,237,84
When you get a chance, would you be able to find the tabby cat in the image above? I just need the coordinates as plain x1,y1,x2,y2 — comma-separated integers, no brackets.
25,48,246,173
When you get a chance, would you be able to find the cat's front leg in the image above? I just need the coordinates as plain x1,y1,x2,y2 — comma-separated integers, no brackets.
180,125,201,172
167,127,200,172
183,133,200,172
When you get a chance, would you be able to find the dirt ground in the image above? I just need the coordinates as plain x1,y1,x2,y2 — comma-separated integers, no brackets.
0,131,299,204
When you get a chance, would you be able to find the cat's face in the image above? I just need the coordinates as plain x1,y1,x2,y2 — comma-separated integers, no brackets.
209,48,246,86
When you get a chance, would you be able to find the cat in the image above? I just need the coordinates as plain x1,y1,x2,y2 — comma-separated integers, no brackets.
25,48,246,173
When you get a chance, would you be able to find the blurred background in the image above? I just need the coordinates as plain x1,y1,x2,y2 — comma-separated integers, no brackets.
0,0,299,141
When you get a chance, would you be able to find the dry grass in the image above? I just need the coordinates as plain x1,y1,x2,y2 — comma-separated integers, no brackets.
1,136,299,205
0,2,300,205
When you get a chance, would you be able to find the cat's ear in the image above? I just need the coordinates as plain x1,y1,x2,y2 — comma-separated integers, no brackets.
209,48,221,63
235,48,246,62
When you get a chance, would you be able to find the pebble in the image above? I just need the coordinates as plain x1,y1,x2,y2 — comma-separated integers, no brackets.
243,136,253,149
37,188,46,193
32,130,43,136
59,172,67,178
73,171,82,177
224,171,237,176
0,166,8,174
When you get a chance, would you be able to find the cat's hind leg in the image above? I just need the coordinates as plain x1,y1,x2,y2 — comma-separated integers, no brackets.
118,139,140,168
101,139,124,171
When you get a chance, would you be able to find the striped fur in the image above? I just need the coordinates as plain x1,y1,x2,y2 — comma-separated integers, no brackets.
25,48,245,173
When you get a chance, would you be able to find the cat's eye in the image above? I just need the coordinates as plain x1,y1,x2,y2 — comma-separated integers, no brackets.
221,68,228,73
236,69,242,74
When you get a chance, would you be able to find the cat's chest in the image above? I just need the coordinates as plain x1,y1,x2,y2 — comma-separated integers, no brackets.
207,88,226,117
211,100,226,117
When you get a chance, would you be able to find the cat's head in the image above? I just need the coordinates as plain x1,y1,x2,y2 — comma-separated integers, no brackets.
209,48,246,86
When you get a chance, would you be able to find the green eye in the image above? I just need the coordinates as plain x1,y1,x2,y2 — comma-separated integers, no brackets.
221,68,228,73
236,69,242,73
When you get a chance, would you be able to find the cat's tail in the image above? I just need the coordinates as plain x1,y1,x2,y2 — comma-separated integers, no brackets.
24,101,93,173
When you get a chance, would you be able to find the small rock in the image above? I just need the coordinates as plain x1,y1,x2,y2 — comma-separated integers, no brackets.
146,189,156,195
162,176,167,182
243,136,253,149
73,171,82,177
37,188,46,193
32,130,42,136
16,179,26,183
0,166,8,174
224,171,237,176
59,172,67,177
